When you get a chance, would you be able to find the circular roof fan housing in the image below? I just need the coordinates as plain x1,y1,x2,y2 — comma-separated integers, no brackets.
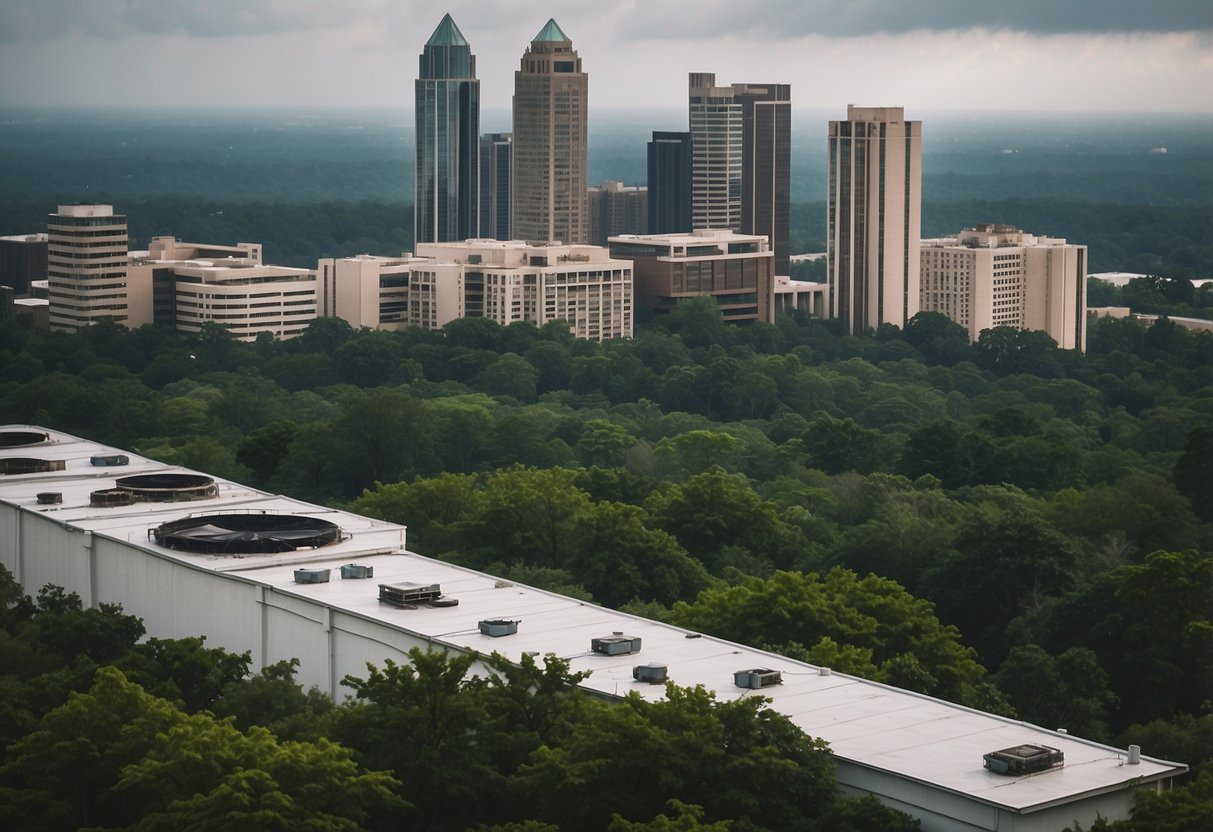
0,430,50,448
152,514,342,555
115,473,217,502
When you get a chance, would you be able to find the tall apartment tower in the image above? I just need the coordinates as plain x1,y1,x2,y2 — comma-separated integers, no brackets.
647,131,692,234
827,106,922,334
688,73,742,232
735,83,791,275
47,204,148,331
415,14,479,245
479,133,512,240
512,19,588,244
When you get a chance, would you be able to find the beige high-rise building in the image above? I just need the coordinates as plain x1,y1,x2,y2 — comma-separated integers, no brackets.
827,106,922,334
921,224,1088,350
688,73,742,233
512,19,588,245
47,204,150,331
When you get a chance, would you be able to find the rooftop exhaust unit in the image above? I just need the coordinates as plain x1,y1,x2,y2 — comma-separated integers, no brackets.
150,514,342,554
633,663,668,684
0,458,66,475
115,473,217,502
591,634,642,655
90,454,129,467
983,745,1064,775
0,430,50,448
36,492,63,505
91,488,137,507
340,564,374,579
294,568,331,584
479,619,519,637
734,669,782,689
379,582,458,609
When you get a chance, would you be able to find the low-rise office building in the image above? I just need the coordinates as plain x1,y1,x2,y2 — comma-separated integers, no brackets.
609,229,775,323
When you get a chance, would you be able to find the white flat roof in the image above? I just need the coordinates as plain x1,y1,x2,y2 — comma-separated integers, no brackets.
0,425,1186,814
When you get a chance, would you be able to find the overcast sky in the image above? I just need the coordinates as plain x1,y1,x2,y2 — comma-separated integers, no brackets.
1,0,1210,115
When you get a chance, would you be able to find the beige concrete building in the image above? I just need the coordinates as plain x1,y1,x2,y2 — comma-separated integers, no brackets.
129,237,315,342
47,204,151,331
827,106,922,334
688,73,742,233
414,240,632,340
512,19,588,245
920,224,1088,350
774,275,828,319
316,254,422,331
608,229,774,323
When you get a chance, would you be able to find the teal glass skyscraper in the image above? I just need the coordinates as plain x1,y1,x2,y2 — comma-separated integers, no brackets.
415,14,479,244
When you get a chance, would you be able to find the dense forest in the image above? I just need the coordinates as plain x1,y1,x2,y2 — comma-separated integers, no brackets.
0,304,1210,828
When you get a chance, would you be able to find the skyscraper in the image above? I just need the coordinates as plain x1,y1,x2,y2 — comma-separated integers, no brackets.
478,133,512,240
735,83,791,275
415,14,479,245
513,19,588,244
688,73,741,232
827,106,922,334
647,131,692,234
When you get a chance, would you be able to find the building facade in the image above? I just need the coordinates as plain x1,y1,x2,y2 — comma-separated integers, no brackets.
47,204,149,331
921,224,1088,350
688,73,742,232
512,19,588,245
735,83,791,276
609,229,775,323
647,131,692,234
0,232,48,295
316,254,421,331
827,106,922,334
587,181,647,246
415,14,480,245
479,133,512,240
415,240,632,340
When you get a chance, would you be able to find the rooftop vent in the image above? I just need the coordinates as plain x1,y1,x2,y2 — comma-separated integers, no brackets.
591,634,642,656
0,458,66,475
91,488,136,507
379,582,458,609
340,563,374,579
90,453,129,467
115,473,217,502
734,669,782,689
983,745,1064,776
151,514,342,554
479,619,519,637
633,663,668,684
0,430,50,448
36,492,63,505
294,568,331,584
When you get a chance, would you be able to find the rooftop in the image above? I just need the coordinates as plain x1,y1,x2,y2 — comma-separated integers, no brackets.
0,425,1187,820
426,13,468,48
533,18,570,43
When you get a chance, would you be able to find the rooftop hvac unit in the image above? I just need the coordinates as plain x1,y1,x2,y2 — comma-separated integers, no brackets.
379,582,458,609
90,454,129,467
151,514,342,554
294,568,331,584
734,669,782,689
340,563,374,579
479,619,520,637
633,663,668,684
0,458,66,475
91,488,137,507
115,473,217,502
591,635,642,656
36,492,63,505
983,745,1064,775
0,430,50,448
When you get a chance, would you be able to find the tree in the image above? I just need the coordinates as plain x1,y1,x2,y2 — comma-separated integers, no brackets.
993,645,1118,740
575,419,638,468
1173,425,1213,522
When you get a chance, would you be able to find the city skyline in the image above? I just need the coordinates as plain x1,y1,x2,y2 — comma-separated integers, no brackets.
1,1,1209,115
